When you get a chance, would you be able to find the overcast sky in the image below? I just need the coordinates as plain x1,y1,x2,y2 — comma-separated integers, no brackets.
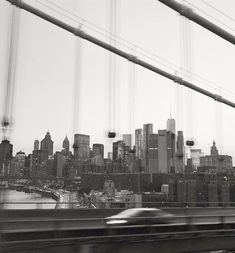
0,0,235,161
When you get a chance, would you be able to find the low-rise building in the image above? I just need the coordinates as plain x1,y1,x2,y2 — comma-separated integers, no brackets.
90,180,142,208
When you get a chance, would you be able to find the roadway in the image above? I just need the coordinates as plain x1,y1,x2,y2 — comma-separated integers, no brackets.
2,219,235,253
2,208,235,253
2,207,235,232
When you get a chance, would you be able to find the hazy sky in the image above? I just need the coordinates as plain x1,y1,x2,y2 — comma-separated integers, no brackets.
0,0,235,161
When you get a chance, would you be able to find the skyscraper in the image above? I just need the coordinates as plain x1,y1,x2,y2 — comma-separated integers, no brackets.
148,134,158,173
73,134,90,160
31,149,48,177
53,151,66,177
167,131,176,173
167,118,175,134
113,140,125,162
135,129,142,159
10,151,26,177
191,149,204,171
0,140,13,176
62,136,70,153
93,144,104,159
157,130,176,173
34,140,39,151
40,132,53,156
123,134,132,148
176,131,184,173
143,123,153,171
158,130,168,173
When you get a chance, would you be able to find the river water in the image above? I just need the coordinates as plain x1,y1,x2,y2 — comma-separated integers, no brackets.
0,189,56,209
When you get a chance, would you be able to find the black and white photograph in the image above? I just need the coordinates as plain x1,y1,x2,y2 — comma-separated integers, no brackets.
1,0,235,252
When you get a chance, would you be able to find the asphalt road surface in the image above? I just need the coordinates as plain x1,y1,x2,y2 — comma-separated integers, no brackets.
1,208,235,232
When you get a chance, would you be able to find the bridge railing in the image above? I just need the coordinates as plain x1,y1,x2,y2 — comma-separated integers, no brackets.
1,226,235,253
0,201,235,209
2,216,235,252
1,209,235,252
1,207,235,226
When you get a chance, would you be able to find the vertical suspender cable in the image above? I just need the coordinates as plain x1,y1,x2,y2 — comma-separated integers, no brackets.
108,0,116,136
214,91,223,154
107,0,120,154
2,5,20,141
128,57,135,149
179,5,194,165
176,16,185,134
182,15,194,142
107,0,113,135
72,2,83,158
73,24,83,136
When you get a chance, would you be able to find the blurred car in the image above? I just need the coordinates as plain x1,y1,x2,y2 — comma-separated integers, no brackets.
104,208,176,226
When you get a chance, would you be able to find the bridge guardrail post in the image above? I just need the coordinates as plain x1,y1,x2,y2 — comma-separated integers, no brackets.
219,215,225,229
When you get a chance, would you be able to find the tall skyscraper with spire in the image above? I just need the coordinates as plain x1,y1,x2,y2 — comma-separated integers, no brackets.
40,132,53,156
62,136,70,153
167,118,175,134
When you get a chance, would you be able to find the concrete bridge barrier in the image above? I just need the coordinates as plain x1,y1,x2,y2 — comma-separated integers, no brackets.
1,206,235,220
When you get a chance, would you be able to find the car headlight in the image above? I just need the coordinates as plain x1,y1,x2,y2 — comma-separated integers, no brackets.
106,219,128,225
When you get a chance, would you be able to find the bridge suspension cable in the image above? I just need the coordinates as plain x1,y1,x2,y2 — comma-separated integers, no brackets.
158,0,235,46
6,0,235,109
33,0,235,100
182,0,235,33
200,0,235,25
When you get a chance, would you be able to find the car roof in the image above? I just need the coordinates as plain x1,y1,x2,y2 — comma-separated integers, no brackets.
119,208,162,213
110,208,164,217
127,208,161,211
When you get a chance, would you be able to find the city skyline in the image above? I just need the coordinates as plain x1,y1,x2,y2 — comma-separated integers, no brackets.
4,117,235,169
